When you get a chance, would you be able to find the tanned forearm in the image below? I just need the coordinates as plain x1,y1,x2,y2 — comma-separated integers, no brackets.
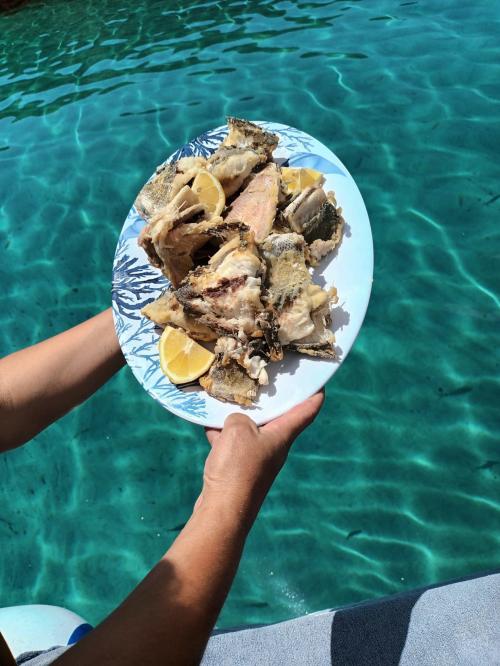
0,309,124,452
55,500,250,666
52,395,324,666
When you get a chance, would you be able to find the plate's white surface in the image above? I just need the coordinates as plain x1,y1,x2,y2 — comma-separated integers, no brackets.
112,122,373,428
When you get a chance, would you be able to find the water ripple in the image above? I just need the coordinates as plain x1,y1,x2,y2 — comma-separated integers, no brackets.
0,0,499,630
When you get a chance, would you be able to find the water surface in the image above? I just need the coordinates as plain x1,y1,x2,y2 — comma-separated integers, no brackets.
0,0,499,627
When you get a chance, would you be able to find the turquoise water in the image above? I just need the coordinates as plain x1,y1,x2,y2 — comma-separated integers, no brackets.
1,0,499,629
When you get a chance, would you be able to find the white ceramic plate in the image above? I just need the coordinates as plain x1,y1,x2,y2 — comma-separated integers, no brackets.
112,122,373,428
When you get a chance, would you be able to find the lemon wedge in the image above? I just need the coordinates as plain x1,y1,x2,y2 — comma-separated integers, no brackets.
159,326,214,384
281,167,324,195
191,169,225,216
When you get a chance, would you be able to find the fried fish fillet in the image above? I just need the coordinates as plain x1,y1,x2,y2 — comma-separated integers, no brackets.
224,162,280,243
199,359,258,406
138,185,245,287
206,118,279,198
207,147,263,198
141,291,217,342
261,233,337,357
213,336,269,385
222,117,279,160
261,232,312,310
198,334,270,407
175,234,266,339
283,186,344,264
135,156,207,220
288,293,338,358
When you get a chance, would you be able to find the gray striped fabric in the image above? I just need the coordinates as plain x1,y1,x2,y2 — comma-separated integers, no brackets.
16,572,500,665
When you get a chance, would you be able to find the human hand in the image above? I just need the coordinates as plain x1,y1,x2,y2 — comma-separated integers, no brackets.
199,391,324,528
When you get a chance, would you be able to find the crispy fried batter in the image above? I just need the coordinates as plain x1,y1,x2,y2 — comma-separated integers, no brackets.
261,233,311,309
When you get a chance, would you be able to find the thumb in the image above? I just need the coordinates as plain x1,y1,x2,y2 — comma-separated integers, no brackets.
205,427,220,447
261,390,325,448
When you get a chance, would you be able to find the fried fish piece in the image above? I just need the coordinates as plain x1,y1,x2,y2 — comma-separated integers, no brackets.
261,232,312,310
141,290,217,342
288,293,337,358
175,234,266,340
214,336,269,385
261,233,337,357
307,195,344,264
255,309,283,362
206,118,279,198
138,185,245,287
138,185,206,285
283,186,326,233
200,331,271,406
199,359,258,406
276,283,332,346
283,186,344,264
207,146,263,198
135,156,207,220
224,162,280,243
222,117,279,160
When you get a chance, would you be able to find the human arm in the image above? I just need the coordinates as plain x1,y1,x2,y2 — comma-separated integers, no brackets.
55,392,324,666
0,308,124,452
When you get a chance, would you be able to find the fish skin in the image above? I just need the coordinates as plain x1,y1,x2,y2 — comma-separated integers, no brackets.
135,162,177,220
283,186,345,265
303,199,343,244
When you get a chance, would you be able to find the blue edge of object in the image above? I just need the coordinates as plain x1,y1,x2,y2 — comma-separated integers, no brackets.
67,623,93,645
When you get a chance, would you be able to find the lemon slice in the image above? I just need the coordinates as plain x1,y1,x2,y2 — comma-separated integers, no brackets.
191,169,225,216
159,326,214,384
281,167,324,195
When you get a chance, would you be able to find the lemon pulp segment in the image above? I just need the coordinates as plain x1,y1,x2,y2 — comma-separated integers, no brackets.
191,169,225,216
